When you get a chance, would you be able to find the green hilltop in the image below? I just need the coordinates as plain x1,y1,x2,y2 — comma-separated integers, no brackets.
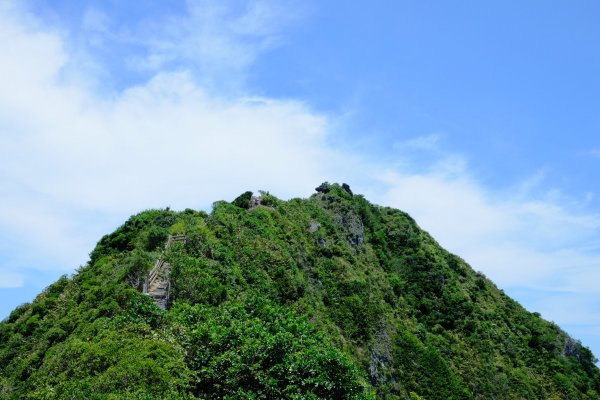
1,183,598,399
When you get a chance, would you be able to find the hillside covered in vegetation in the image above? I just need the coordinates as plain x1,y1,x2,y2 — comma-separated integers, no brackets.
1,183,598,399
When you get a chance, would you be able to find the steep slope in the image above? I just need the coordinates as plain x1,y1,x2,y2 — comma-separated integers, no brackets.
0,183,598,399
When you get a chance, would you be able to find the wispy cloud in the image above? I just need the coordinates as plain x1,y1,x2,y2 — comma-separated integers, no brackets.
374,157,600,291
70,0,305,92
393,133,443,152
0,1,337,272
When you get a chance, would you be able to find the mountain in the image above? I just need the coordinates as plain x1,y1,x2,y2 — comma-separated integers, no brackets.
1,182,598,399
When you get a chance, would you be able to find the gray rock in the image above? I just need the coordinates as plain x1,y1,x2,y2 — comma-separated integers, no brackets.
342,183,353,196
563,337,582,360
315,182,332,194
369,326,393,386
309,221,321,233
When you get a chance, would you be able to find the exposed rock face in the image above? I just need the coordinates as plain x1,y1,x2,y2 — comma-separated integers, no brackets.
334,211,365,247
309,221,321,233
369,326,394,387
564,337,582,360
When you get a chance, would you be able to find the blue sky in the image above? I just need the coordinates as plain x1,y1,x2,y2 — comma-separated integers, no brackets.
1,0,599,360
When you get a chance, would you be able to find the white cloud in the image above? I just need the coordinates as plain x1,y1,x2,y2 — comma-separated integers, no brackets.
0,1,338,271
373,154,600,295
87,0,305,92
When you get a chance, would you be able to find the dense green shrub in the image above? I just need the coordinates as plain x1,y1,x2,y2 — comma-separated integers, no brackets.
0,183,598,399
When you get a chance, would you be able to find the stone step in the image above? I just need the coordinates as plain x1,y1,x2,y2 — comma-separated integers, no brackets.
142,234,185,310
149,280,168,290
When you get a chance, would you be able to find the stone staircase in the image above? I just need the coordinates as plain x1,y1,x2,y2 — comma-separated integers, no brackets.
143,234,186,309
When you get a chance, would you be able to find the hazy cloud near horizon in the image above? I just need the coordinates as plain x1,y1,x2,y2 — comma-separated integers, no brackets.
1,0,599,357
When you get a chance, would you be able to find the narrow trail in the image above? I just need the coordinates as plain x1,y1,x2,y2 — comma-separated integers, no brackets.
143,234,186,309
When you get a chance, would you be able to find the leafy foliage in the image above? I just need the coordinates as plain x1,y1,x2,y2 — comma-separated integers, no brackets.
0,184,598,399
